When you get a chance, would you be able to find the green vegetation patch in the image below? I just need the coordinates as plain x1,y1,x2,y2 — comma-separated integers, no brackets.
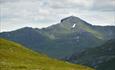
0,38,94,70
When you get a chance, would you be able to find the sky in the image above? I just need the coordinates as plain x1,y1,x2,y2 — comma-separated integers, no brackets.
0,0,115,32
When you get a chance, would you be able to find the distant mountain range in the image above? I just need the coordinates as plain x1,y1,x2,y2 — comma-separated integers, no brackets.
0,16,115,70
0,38,94,70
0,16,115,59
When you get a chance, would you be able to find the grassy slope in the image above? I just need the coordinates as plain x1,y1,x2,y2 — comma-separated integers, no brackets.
0,38,94,70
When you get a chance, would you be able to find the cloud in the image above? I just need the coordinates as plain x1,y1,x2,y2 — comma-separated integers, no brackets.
0,0,115,32
91,0,115,11
1,0,114,11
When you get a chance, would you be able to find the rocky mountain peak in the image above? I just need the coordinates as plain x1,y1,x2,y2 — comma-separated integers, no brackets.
61,16,83,23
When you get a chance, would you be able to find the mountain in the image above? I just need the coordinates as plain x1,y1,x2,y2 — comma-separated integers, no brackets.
0,38,94,70
67,39,115,70
40,16,115,40
96,58,115,70
0,16,115,59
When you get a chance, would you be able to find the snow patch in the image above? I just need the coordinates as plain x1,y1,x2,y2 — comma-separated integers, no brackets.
72,24,76,28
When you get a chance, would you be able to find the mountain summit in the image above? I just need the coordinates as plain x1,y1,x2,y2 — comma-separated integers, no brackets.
60,16,91,26
61,16,82,23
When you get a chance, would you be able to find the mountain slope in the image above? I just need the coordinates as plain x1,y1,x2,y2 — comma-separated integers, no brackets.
67,39,115,70
96,58,115,70
0,16,115,59
40,16,115,40
0,38,94,70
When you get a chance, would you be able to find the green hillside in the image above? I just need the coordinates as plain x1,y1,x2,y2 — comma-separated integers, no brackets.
67,39,115,69
97,58,115,70
0,38,94,70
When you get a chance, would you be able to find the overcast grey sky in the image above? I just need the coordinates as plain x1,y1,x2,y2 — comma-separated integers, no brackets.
0,0,115,32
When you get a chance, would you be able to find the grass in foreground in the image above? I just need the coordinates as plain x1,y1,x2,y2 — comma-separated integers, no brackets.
0,38,94,70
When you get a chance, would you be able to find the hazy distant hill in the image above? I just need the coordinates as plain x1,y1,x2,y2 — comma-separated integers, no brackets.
0,38,94,70
67,39,115,70
0,16,115,59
